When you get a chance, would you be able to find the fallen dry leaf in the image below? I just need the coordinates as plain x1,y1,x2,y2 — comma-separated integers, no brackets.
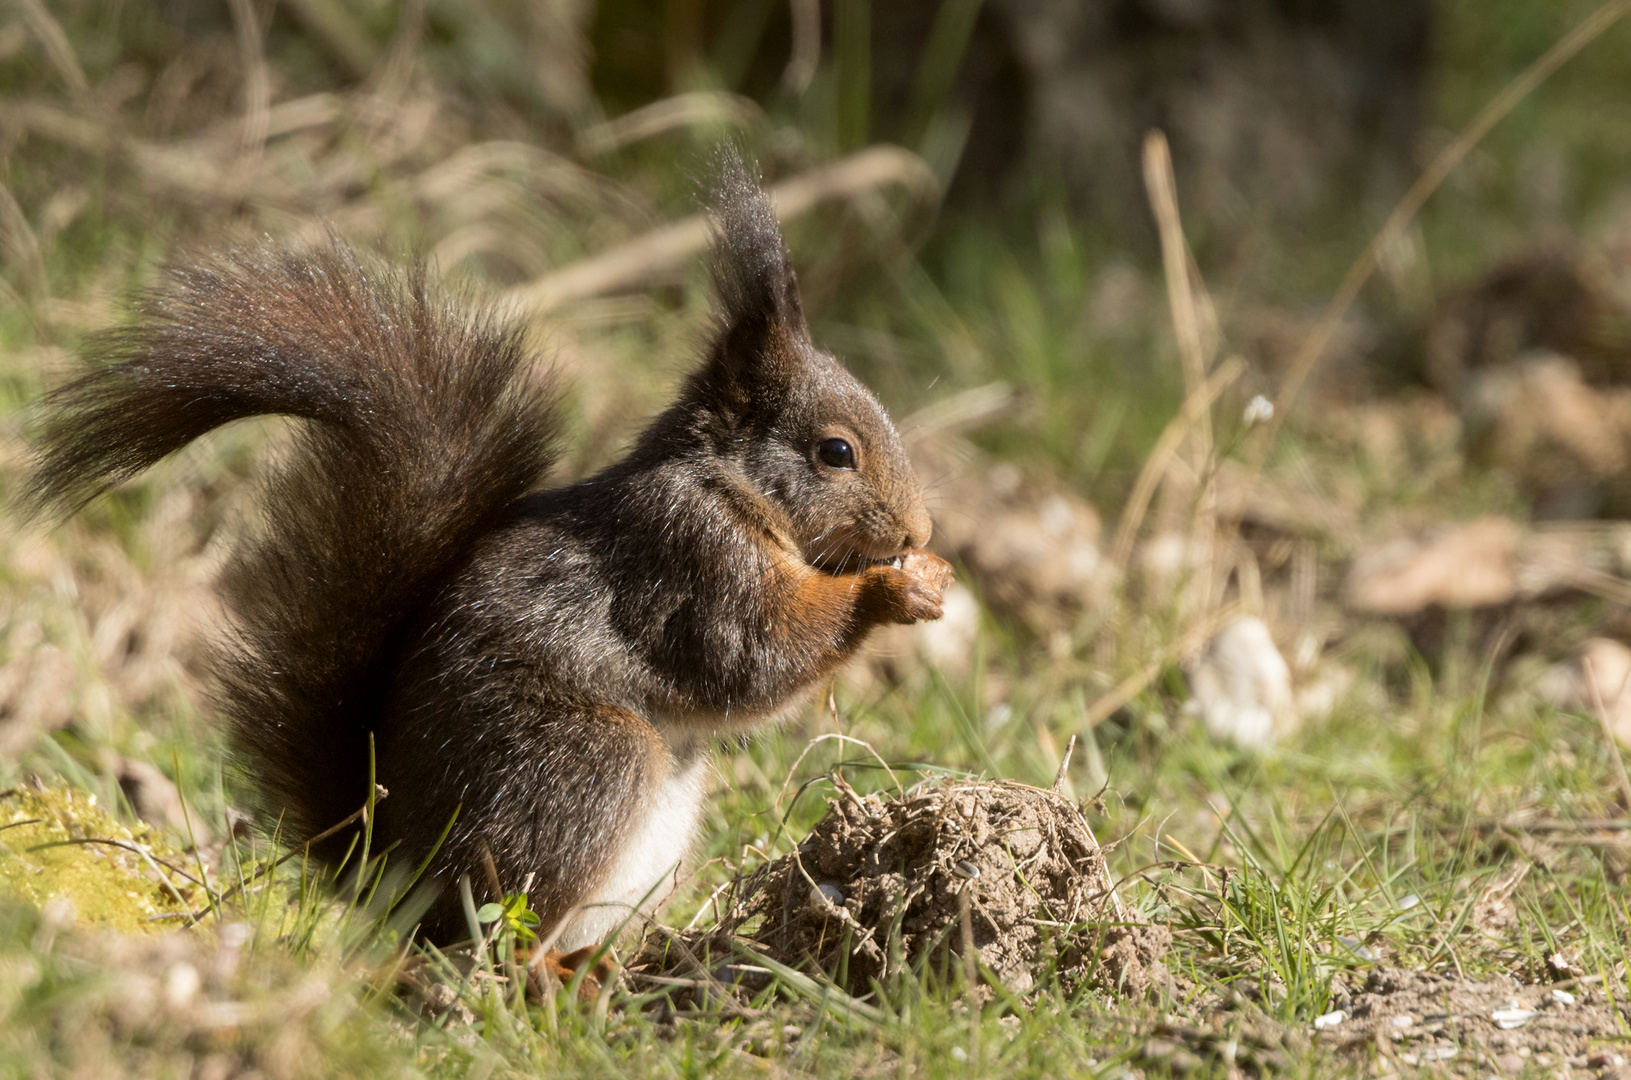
1346,517,1519,615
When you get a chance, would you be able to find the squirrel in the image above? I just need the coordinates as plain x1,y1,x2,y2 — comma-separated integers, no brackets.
24,153,954,947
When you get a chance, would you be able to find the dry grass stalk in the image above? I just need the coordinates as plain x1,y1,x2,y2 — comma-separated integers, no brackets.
1109,355,1245,571
0,181,45,298
782,0,822,95
1051,734,1078,794
1141,133,1214,455
1081,600,1243,730
503,146,938,314
280,0,381,78
771,732,905,817
15,0,88,98
579,92,765,155
226,0,271,159
373,0,431,102
899,380,1016,440
1141,131,1224,613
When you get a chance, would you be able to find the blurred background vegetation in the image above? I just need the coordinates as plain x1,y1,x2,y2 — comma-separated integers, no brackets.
4,0,1631,501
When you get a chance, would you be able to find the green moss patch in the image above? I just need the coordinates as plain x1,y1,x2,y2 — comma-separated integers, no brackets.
0,785,199,933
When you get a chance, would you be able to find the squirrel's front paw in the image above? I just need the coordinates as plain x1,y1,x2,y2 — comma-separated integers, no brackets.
899,549,954,595
867,548,954,624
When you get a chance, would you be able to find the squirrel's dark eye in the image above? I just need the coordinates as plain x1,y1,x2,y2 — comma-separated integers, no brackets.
816,437,857,470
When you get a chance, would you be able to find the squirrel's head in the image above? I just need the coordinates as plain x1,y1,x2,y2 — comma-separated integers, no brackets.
678,151,931,572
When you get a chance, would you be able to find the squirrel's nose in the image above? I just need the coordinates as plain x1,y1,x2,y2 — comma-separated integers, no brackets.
901,497,932,550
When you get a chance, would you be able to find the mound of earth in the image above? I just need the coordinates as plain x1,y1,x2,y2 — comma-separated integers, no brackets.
640,780,1168,999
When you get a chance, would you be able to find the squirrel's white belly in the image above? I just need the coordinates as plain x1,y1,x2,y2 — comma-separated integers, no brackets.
554,741,713,951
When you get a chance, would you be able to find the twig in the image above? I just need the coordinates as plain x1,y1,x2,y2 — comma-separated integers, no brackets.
23,837,207,887
681,864,751,934
216,786,388,903
1051,735,1077,795
26,837,205,922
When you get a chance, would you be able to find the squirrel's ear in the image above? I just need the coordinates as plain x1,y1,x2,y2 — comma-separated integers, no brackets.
702,149,809,401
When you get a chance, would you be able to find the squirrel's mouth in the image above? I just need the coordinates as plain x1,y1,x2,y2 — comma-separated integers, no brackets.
809,550,907,576
802,524,911,575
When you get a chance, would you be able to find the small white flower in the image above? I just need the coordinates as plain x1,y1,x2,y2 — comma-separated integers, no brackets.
1242,394,1274,426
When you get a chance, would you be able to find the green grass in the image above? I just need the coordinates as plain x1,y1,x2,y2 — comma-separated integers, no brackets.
7,663,1625,1076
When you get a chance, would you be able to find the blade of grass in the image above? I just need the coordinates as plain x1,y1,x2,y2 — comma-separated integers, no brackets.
729,940,885,1025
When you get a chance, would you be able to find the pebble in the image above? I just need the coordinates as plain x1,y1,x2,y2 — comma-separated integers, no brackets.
163,962,201,1009
1187,616,1296,747
1491,1006,1537,1030
1314,1010,1347,1030
1337,935,1376,961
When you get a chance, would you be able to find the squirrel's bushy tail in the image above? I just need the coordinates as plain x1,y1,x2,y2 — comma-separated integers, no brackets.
27,244,558,841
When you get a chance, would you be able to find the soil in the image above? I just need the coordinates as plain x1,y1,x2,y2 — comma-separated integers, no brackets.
1130,968,1631,1078
1315,967,1631,1077
636,779,1170,1000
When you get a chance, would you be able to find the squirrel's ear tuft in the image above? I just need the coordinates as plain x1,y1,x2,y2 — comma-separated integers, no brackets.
704,148,808,398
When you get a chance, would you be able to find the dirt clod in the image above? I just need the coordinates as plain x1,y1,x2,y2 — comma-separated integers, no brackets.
643,780,1166,999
